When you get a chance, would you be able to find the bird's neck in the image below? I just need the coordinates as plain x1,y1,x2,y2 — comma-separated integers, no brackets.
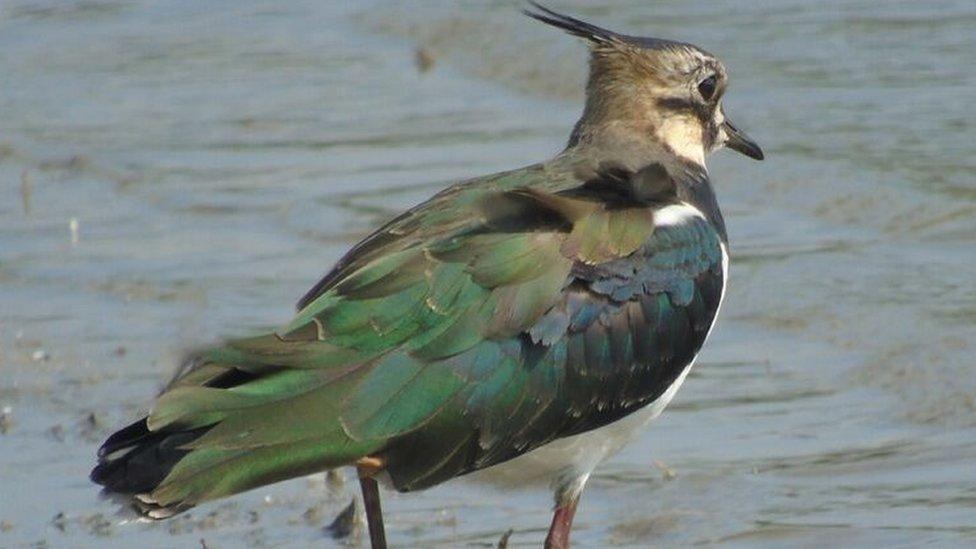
566,108,708,174
560,118,726,242
569,109,708,166
676,169,727,242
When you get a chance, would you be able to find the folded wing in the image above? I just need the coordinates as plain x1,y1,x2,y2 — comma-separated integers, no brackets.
93,164,725,512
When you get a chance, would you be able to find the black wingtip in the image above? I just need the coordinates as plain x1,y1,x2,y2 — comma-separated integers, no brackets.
91,417,206,502
96,417,150,459
522,2,619,45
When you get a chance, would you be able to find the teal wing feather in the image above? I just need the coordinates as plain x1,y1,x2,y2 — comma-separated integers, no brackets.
384,207,725,489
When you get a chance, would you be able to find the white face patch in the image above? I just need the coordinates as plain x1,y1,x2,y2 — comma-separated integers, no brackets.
713,106,725,141
713,106,726,127
655,115,705,165
712,105,729,152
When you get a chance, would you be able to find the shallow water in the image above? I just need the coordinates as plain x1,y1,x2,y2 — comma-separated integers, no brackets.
1,0,974,547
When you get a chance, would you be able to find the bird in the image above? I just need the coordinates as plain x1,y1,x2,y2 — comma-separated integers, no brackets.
90,3,763,548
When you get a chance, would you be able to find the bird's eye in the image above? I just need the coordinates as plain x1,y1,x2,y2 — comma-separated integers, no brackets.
697,75,717,101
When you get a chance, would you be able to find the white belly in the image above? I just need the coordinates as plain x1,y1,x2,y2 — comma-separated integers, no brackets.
467,360,695,490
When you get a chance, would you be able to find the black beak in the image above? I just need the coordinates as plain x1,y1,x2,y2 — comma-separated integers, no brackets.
722,118,764,161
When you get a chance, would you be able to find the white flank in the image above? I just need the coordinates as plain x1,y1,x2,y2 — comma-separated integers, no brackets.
652,202,706,228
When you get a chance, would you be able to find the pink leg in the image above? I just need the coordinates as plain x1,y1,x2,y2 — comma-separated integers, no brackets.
544,495,579,549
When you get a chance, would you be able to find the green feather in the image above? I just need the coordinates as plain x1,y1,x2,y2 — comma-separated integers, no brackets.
341,354,466,441
114,158,725,514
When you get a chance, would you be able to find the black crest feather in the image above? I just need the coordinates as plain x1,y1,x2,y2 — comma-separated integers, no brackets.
522,2,620,45
522,2,680,52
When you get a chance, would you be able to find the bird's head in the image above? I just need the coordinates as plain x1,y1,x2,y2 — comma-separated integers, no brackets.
525,3,763,166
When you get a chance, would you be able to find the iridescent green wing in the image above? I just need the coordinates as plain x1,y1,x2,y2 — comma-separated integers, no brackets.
141,163,722,506
141,164,590,504
383,199,725,489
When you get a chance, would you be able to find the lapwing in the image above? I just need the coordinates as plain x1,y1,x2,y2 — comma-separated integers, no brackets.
91,3,763,547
